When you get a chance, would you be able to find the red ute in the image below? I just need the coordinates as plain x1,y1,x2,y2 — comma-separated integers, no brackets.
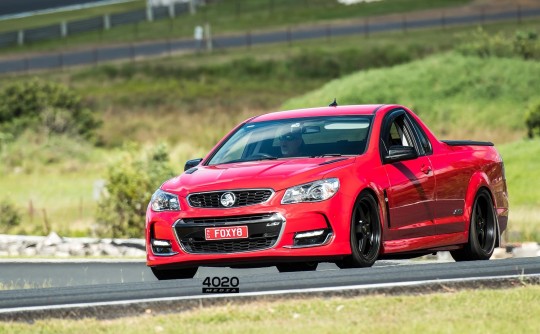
145,104,509,279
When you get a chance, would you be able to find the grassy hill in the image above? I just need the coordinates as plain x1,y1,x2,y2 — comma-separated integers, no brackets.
282,53,540,144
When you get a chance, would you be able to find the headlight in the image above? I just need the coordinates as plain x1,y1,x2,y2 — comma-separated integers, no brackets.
150,189,180,212
281,178,340,204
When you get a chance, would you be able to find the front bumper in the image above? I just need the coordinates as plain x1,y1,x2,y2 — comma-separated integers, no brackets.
146,193,352,268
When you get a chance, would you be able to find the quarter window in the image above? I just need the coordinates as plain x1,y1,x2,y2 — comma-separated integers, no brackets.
409,117,432,155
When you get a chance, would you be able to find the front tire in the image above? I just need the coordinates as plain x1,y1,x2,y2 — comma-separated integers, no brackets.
451,188,497,261
151,267,198,280
337,191,381,268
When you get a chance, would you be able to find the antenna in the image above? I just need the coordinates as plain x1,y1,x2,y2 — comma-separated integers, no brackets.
329,98,338,107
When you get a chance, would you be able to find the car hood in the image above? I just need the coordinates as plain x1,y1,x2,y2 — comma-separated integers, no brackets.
162,157,355,196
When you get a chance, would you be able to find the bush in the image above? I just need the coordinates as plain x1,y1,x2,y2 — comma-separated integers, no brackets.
514,31,539,60
526,101,540,139
0,78,100,141
457,28,539,60
80,45,430,83
0,199,22,233
457,27,513,58
96,144,175,238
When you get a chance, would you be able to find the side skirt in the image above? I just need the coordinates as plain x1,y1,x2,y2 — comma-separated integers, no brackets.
381,232,467,254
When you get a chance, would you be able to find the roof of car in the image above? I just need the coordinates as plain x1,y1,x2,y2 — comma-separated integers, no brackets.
250,105,386,122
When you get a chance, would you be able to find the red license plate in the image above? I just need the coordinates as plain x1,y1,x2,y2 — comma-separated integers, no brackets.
205,226,248,240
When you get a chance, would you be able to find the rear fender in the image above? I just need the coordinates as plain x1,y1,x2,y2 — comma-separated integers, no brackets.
464,172,501,246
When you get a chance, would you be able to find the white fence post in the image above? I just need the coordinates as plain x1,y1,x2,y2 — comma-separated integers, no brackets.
205,22,212,52
103,14,111,30
169,3,175,18
60,21,68,38
146,5,154,22
17,30,24,46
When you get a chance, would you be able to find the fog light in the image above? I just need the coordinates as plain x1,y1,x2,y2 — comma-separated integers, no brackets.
295,230,325,238
152,239,171,247
151,239,175,255
292,229,332,248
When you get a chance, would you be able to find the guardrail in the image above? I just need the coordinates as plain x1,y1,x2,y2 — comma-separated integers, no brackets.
0,1,198,48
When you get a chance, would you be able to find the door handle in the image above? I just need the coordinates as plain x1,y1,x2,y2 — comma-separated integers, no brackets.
421,165,432,174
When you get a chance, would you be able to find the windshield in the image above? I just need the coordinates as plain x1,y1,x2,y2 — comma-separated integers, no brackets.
207,116,373,165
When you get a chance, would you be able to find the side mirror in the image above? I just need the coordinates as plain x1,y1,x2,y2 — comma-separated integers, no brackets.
384,145,417,163
184,158,203,171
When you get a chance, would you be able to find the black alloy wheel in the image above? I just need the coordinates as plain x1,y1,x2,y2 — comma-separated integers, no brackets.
276,262,318,273
151,267,198,280
451,188,497,261
337,191,381,268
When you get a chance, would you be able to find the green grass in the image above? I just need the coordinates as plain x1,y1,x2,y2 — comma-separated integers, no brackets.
0,1,145,33
1,171,101,236
1,286,539,332
0,280,52,291
499,139,540,241
0,140,111,236
0,0,471,55
499,139,540,207
282,52,540,144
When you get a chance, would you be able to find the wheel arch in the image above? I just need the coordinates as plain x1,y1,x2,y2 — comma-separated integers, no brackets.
464,173,501,247
351,185,387,241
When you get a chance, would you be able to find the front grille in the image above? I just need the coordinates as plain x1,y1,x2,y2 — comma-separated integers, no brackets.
174,213,284,254
182,237,275,253
188,189,273,208
182,213,275,225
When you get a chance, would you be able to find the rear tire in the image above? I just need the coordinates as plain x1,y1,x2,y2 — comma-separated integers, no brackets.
451,188,497,261
276,262,318,272
151,267,198,280
336,191,381,268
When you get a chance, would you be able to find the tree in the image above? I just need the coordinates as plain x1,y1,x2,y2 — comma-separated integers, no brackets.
0,78,100,141
526,101,540,139
0,199,21,233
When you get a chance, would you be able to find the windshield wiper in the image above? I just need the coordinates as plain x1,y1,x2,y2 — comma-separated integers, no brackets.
218,155,278,165
309,154,343,158
248,155,278,161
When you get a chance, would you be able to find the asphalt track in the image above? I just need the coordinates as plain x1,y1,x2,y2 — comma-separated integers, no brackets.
0,257,538,310
0,0,113,16
1,6,540,75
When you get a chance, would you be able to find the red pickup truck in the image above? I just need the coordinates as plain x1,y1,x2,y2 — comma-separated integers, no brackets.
145,104,509,280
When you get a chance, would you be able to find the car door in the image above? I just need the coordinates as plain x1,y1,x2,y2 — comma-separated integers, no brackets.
380,110,436,240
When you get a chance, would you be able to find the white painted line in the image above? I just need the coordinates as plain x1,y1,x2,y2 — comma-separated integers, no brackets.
1,273,538,314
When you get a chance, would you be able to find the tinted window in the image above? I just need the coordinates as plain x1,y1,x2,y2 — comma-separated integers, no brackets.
208,116,373,165
409,116,432,155
381,114,415,153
